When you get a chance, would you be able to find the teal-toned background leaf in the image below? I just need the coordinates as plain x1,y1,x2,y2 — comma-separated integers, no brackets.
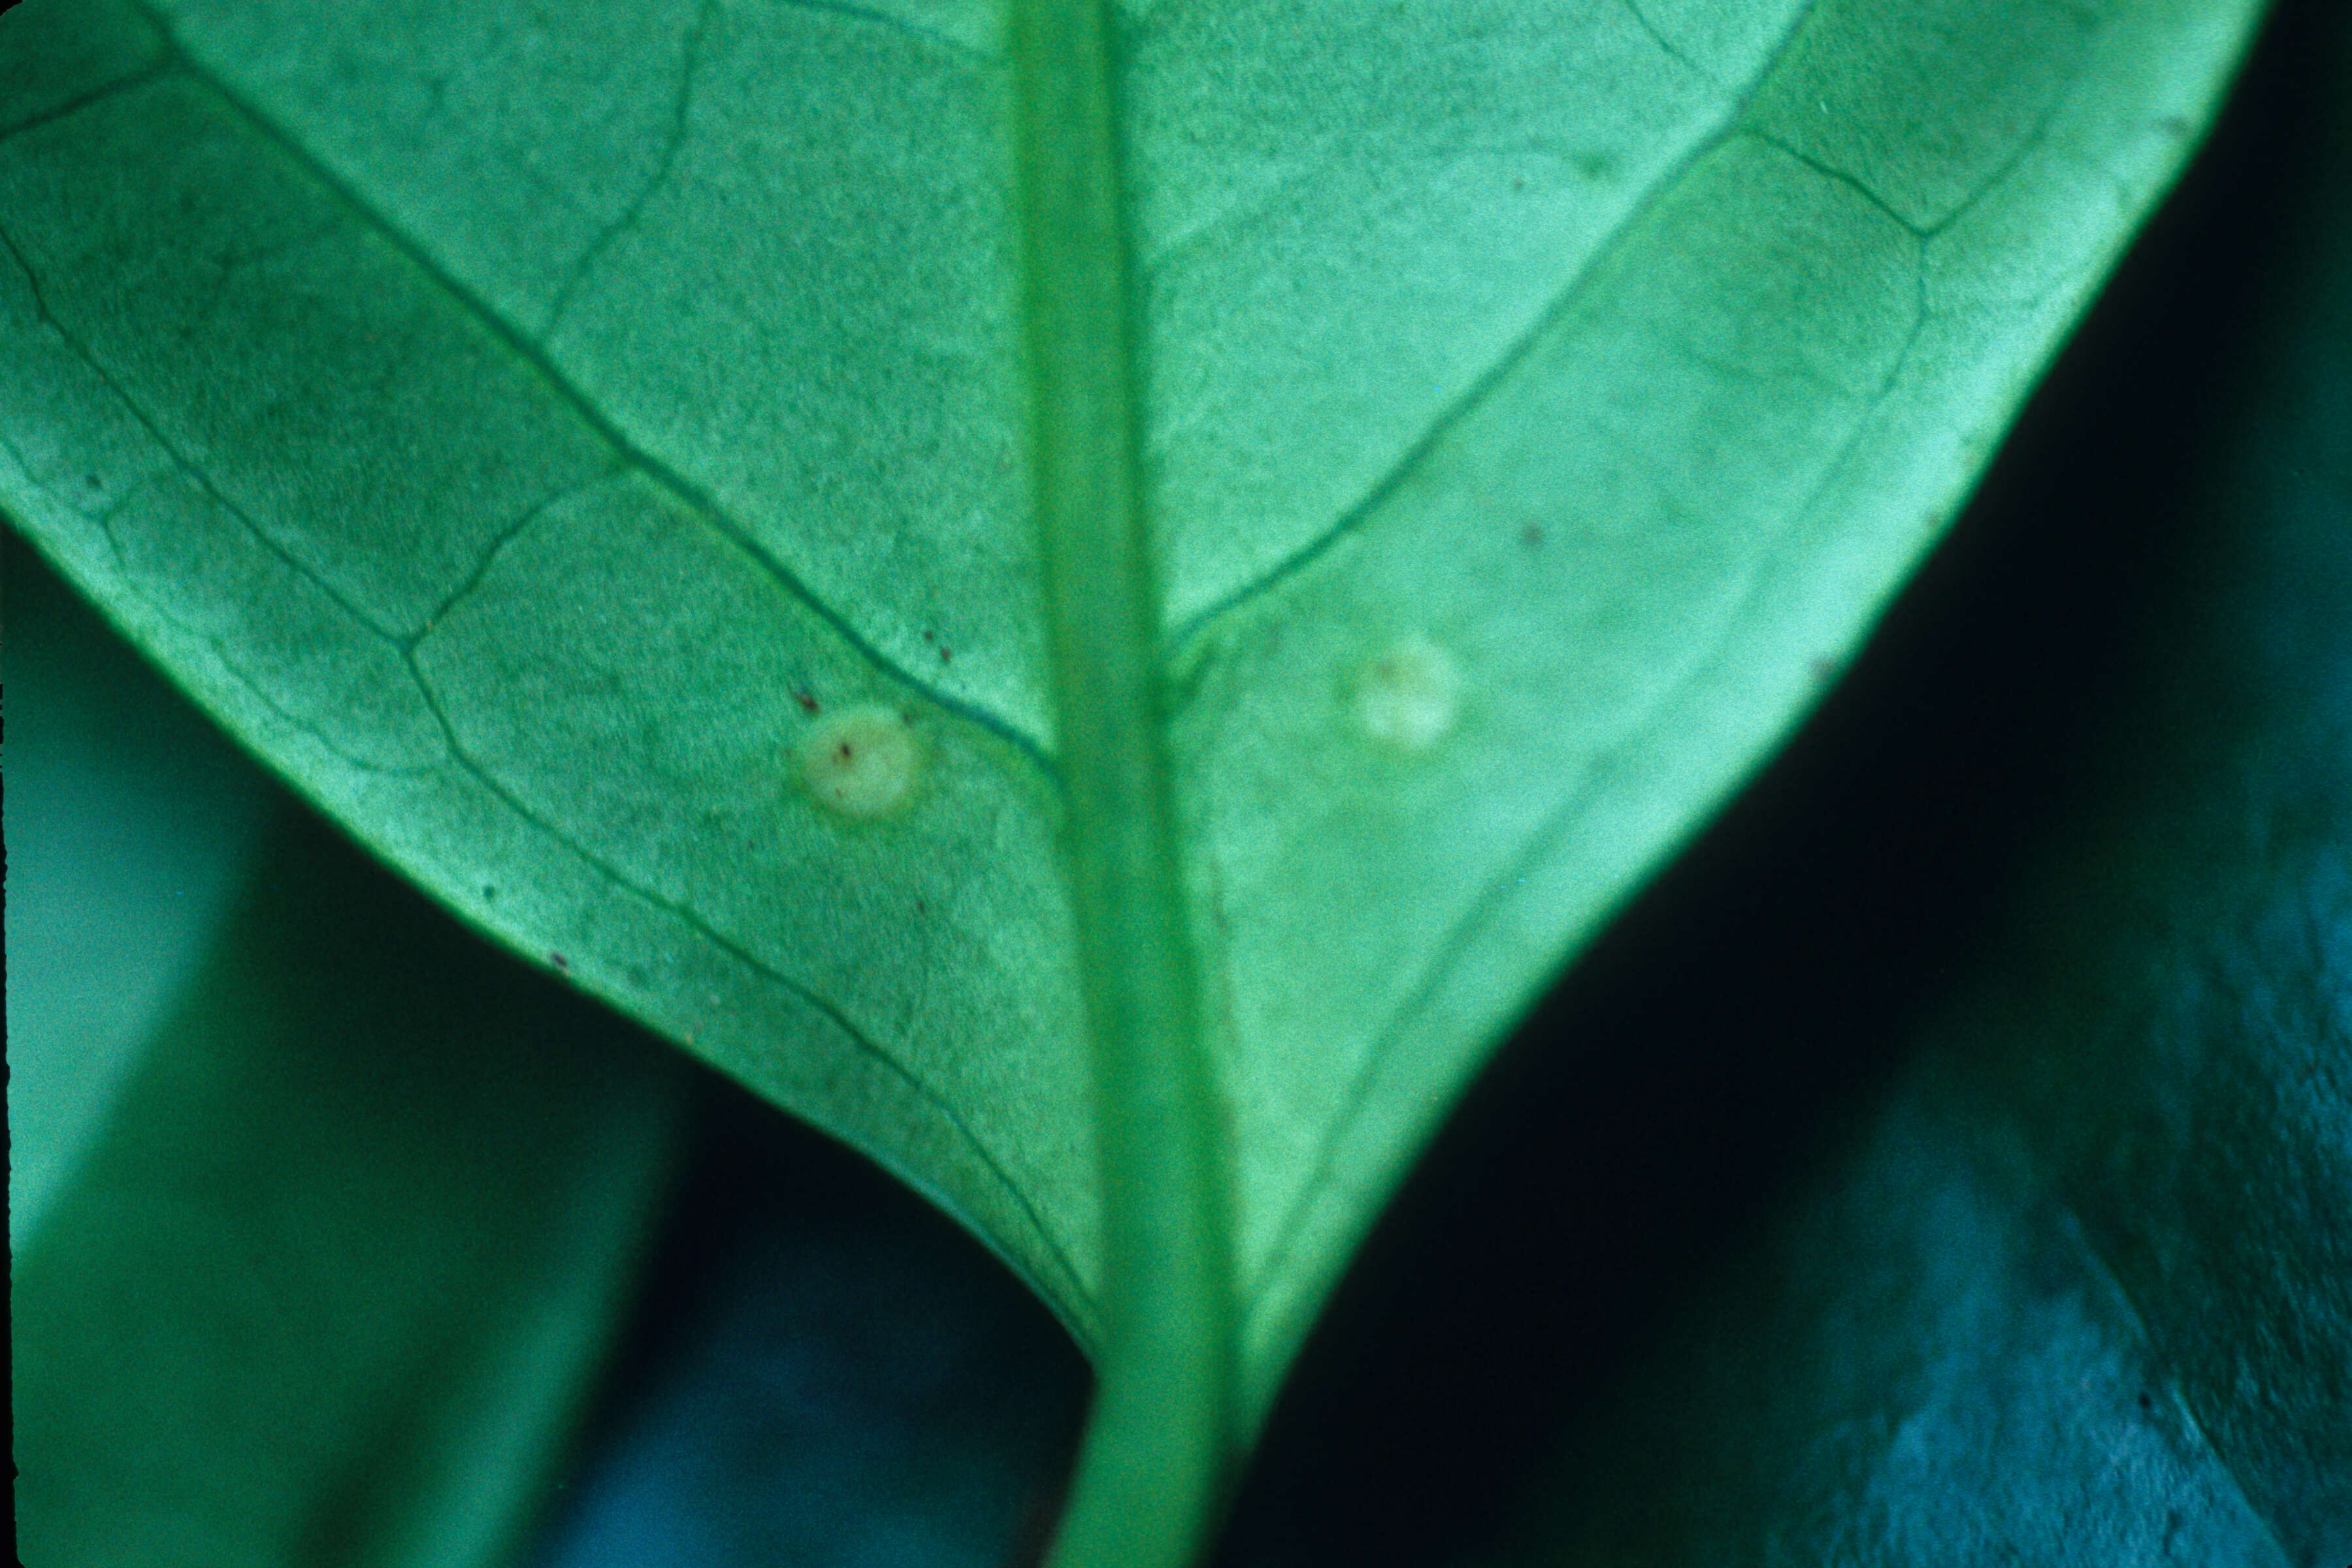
0,0,2270,1432
7,542,696,1567
5,524,275,1248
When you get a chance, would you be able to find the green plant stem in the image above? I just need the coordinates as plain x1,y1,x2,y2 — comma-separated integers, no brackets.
1009,3,1237,1565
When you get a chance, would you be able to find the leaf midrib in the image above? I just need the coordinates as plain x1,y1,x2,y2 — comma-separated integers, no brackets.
1008,2,1235,1558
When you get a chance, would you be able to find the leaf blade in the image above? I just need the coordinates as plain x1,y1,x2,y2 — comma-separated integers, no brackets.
0,0,2274,1439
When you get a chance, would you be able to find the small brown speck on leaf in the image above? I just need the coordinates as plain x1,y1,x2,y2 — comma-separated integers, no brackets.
550,952,569,970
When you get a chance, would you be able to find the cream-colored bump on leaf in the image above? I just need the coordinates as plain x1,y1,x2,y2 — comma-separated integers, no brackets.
1353,633,1463,753
798,704,923,819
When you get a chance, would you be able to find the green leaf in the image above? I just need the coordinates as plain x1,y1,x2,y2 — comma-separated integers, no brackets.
4,532,275,1249
6,541,696,1567
0,0,2269,1461
1471,5,2352,1556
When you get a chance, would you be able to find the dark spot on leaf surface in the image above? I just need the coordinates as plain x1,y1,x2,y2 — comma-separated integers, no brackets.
1520,523,1544,550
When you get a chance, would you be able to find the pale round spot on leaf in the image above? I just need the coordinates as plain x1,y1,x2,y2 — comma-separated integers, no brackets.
797,704,921,819
1354,633,1462,752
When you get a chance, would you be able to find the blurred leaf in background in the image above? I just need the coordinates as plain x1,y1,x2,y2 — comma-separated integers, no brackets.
7,542,698,1567
5,527,276,1249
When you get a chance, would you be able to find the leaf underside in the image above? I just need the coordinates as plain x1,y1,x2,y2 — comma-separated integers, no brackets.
0,0,2267,1420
